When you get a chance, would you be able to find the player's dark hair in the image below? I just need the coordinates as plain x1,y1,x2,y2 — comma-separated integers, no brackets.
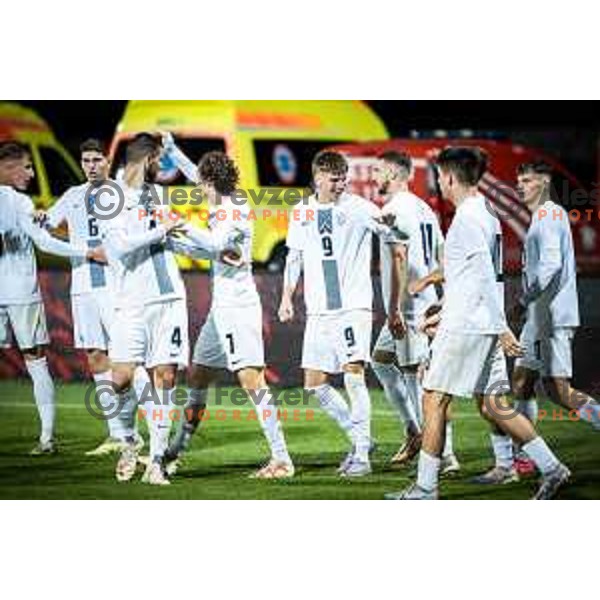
0,141,29,163
80,138,106,156
126,133,161,163
198,151,240,196
517,160,553,177
312,150,348,176
379,150,412,174
436,146,488,186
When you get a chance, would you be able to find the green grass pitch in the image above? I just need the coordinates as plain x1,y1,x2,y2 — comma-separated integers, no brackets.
1,379,599,499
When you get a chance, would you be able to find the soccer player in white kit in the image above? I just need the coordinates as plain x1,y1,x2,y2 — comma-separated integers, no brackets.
99,134,191,485
102,134,244,485
371,151,459,473
386,147,570,500
475,160,600,483
45,139,123,455
161,138,294,479
279,150,397,477
0,141,104,454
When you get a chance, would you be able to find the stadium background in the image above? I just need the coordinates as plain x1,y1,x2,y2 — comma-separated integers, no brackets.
1,100,600,391
2,100,600,500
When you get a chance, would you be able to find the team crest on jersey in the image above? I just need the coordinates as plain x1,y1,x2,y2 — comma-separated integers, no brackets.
318,209,333,234
336,212,347,227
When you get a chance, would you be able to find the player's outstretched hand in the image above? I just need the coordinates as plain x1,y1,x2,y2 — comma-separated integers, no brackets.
388,309,407,339
278,296,294,323
499,329,524,357
408,275,429,296
420,302,442,339
159,130,175,152
87,246,107,264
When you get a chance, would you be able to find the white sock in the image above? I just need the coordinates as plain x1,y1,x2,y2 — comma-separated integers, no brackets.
442,422,454,459
25,357,56,444
143,385,175,464
372,361,420,435
114,388,137,442
169,387,208,457
578,400,600,426
92,370,119,438
522,436,561,475
310,384,353,442
250,388,291,464
514,398,538,424
404,371,423,425
491,433,513,469
417,450,440,492
344,372,371,462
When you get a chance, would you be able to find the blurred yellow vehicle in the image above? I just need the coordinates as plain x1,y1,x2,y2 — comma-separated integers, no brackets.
109,100,388,270
0,102,82,207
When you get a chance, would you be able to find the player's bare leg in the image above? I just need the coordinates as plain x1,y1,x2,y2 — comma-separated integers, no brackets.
239,367,294,479
478,394,570,499
24,345,57,455
372,349,421,465
84,348,124,456
304,368,355,473
542,376,600,429
164,363,216,472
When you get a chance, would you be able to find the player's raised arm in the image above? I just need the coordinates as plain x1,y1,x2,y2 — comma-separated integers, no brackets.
161,132,200,185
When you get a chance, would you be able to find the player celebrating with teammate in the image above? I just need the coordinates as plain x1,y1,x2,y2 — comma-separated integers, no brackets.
386,146,570,500
162,137,294,479
0,141,104,454
371,151,458,473
279,150,400,477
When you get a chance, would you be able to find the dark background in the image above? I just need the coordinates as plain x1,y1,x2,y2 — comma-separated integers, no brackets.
17,100,600,187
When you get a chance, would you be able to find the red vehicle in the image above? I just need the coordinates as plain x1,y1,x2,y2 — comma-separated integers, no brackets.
331,139,600,274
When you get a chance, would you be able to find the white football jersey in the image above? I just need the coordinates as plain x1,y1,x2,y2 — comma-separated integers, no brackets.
522,200,579,331
380,190,443,320
0,185,86,305
99,183,186,309
207,199,260,309
286,192,380,316
47,183,112,295
440,194,507,334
